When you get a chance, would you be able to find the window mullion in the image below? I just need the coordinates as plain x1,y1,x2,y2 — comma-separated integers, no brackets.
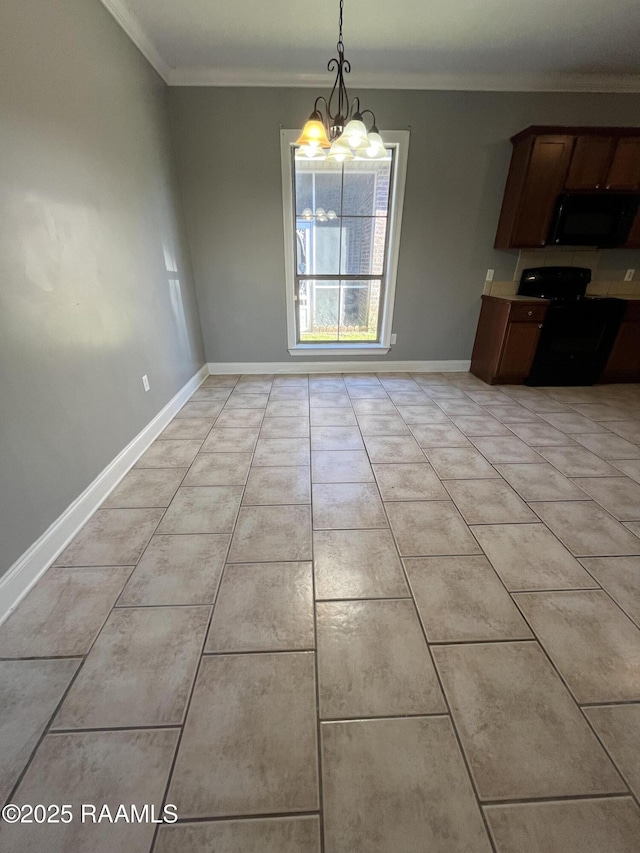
338,162,345,341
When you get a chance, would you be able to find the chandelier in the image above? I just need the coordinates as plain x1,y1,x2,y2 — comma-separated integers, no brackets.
295,0,385,162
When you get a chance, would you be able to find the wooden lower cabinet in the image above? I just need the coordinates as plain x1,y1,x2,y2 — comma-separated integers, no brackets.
470,295,547,385
601,301,640,382
472,294,640,386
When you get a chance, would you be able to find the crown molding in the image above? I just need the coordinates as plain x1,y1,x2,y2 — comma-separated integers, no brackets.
98,0,171,81
96,3,640,94
167,67,640,93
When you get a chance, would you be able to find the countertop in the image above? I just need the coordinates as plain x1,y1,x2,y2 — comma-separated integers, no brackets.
482,294,549,303
484,293,640,303
605,294,640,300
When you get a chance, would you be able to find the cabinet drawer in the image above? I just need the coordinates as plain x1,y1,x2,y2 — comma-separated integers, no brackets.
509,303,547,323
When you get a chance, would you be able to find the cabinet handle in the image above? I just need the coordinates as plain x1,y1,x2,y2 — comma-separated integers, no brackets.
528,310,533,316
595,183,600,189
606,185,611,189
538,324,543,329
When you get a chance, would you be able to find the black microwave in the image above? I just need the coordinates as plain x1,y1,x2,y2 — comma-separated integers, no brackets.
547,192,640,248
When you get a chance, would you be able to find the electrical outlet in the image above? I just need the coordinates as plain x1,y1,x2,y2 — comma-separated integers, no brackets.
486,269,494,282
390,333,397,345
142,375,150,392
625,269,635,282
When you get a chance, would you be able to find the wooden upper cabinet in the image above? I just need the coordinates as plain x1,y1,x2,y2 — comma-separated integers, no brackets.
495,126,640,249
605,137,640,190
498,135,574,249
564,136,614,190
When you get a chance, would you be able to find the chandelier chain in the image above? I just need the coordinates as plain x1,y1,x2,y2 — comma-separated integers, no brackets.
298,0,382,153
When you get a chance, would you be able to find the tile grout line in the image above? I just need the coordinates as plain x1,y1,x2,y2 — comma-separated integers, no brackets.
147,594,222,851
515,571,640,634
524,496,640,558
177,373,326,840
480,790,636,807
171,808,321,825
580,698,640,708
306,375,327,853
259,375,331,848
111,442,212,603
147,374,246,852
47,723,184,735
201,647,316,656
361,399,500,853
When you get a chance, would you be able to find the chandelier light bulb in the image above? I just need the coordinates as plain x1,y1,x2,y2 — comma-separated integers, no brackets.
301,208,313,219
299,144,325,159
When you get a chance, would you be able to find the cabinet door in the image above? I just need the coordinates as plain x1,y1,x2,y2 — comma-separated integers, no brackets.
605,138,640,190
496,322,542,382
470,299,511,384
624,210,640,249
512,136,574,247
565,136,614,190
603,321,640,381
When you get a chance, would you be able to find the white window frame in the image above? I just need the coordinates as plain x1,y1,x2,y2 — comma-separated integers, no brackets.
280,129,410,356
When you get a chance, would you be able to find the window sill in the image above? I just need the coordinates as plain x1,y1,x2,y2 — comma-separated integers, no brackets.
288,344,391,357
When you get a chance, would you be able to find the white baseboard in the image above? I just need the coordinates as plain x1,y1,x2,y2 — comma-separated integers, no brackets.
0,364,208,625
207,360,472,375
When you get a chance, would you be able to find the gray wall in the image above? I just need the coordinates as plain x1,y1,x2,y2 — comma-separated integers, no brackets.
168,87,640,364
0,0,205,576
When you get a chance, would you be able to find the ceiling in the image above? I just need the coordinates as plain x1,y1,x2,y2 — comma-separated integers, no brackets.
100,0,640,91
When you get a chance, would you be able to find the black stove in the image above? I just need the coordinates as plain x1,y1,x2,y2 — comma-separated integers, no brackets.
517,267,625,386
519,266,592,302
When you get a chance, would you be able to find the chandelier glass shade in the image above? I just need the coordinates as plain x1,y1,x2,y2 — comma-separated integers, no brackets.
296,0,386,161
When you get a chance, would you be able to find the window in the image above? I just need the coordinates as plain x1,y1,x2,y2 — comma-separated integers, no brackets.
281,130,410,355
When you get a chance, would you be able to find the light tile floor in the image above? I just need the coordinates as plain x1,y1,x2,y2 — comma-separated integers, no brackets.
2,372,640,852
